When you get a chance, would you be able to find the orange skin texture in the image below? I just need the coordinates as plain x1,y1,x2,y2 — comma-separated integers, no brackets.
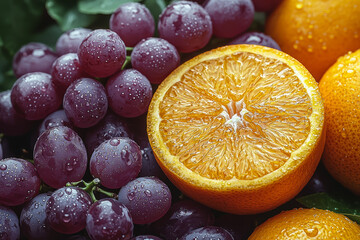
319,49,360,195
248,208,360,239
266,0,360,81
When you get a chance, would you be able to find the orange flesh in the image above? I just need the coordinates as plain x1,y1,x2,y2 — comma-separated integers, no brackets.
159,52,312,180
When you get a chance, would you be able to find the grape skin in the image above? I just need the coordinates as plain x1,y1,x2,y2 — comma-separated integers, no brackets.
12,42,58,78
109,2,155,47
63,78,108,128
46,187,93,235
0,158,41,206
179,226,234,240
131,37,180,84
56,28,92,56
229,31,281,50
106,69,152,118
90,137,142,189
10,72,62,121
204,0,255,38
86,198,133,240
0,206,20,240
33,126,88,188
77,29,126,78
158,1,213,53
38,109,75,136
118,176,172,224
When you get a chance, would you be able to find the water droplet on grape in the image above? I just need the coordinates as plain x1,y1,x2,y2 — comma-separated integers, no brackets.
144,189,152,197
110,138,120,146
127,192,135,201
0,164,7,170
62,213,71,223
65,188,72,195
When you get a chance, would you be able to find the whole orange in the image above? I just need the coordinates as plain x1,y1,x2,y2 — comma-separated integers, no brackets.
147,44,325,215
265,0,360,81
319,49,360,195
248,208,360,239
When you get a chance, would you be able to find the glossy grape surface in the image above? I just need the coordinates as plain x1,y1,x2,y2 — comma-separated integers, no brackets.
90,137,142,189
131,37,180,84
118,176,172,224
229,31,281,50
179,226,234,240
38,109,74,136
51,53,84,91
109,2,155,47
46,187,92,234
56,28,92,55
33,126,87,188
0,206,20,240
158,1,212,53
204,0,254,38
10,72,62,120
77,29,126,78
63,78,108,128
86,198,133,240
12,42,58,78
131,236,162,240
0,158,41,206
106,69,152,118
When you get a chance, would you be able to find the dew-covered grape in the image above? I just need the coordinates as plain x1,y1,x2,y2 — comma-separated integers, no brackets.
179,226,234,240
90,137,142,189
10,72,62,120
229,31,281,50
33,126,87,188
131,236,163,240
109,2,155,47
118,177,172,224
56,28,92,56
77,29,126,78
51,53,85,91
12,42,58,78
0,206,20,240
38,109,74,136
106,69,152,118
86,198,133,240
131,37,180,84
158,1,213,53
20,192,60,240
204,0,254,38
0,158,41,206
63,78,108,128
46,187,92,234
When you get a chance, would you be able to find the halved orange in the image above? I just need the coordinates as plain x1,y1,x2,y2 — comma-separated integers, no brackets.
147,44,325,214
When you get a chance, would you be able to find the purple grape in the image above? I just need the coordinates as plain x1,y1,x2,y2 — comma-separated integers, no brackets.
51,53,85,91
46,187,92,234
251,0,283,12
33,126,87,188
138,147,166,181
10,72,62,120
83,111,133,156
38,109,74,136
77,29,126,78
20,192,60,240
12,42,58,78
0,143,3,160
86,198,133,240
158,1,212,53
63,78,108,128
0,206,20,240
106,69,152,118
229,31,281,50
56,28,92,56
118,177,172,224
131,37,180,84
0,90,35,136
109,2,155,47
131,236,162,240
179,226,234,240
0,158,41,206
90,137,142,189
204,0,254,38
214,213,256,240
150,199,215,240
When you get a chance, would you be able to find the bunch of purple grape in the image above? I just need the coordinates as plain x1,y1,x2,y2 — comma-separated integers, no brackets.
0,0,293,239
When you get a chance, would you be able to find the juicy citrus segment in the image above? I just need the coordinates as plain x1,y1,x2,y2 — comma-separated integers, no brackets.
159,51,312,180
147,44,325,214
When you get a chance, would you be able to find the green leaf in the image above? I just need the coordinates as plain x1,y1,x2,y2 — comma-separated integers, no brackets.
78,0,140,15
297,192,360,224
46,0,96,31
144,0,166,25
